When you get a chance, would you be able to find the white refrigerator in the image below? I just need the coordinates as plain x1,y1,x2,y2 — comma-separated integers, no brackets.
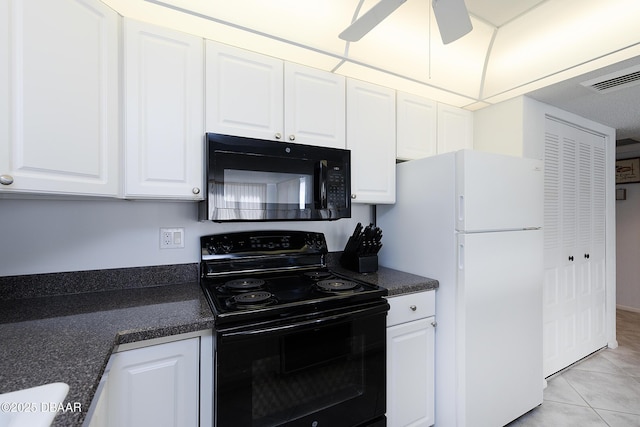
378,150,544,427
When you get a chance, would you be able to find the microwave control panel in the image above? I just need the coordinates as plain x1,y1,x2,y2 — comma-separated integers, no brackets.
327,164,347,209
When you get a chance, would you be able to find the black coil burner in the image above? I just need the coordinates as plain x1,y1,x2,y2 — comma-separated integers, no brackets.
316,279,360,294
223,278,266,292
226,291,276,310
304,271,333,281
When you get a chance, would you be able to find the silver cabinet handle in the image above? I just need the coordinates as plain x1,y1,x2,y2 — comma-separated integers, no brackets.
410,305,417,311
431,321,438,328
192,187,201,195
289,134,295,141
0,175,14,185
351,194,356,199
274,133,282,140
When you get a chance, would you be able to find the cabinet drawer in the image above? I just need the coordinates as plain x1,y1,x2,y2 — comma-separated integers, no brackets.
386,291,435,327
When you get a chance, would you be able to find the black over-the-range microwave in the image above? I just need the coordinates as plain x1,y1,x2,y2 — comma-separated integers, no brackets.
199,133,351,222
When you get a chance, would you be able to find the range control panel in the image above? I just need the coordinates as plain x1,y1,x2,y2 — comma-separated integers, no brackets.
201,230,327,257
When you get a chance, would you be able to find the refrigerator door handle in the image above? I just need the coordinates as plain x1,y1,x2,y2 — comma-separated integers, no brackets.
458,195,464,223
458,243,464,270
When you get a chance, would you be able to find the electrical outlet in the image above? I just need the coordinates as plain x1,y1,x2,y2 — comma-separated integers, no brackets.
160,227,185,249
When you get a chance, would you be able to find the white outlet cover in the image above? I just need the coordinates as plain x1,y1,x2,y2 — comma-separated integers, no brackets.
160,228,185,249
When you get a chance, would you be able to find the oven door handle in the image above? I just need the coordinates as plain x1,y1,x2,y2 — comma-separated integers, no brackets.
218,302,389,341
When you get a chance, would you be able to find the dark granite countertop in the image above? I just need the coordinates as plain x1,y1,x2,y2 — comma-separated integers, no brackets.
0,265,214,427
326,253,439,296
0,259,435,426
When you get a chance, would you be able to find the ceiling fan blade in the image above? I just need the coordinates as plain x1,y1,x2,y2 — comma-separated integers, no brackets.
339,0,408,42
432,0,473,44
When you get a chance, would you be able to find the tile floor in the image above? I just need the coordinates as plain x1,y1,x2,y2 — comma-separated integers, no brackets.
507,309,640,426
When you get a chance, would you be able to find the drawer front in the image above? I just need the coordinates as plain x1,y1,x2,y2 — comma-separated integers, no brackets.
386,291,435,327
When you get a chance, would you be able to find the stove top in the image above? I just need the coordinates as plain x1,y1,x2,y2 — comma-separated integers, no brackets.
199,231,388,327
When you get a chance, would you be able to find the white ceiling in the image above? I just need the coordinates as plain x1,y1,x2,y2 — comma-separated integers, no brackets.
104,0,640,142
526,55,640,143
465,0,545,27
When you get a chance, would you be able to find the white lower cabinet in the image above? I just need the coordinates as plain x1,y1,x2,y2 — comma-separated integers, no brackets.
386,291,435,427
86,332,213,427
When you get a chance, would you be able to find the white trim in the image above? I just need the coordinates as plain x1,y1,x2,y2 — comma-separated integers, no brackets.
114,329,212,352
617,304,640,314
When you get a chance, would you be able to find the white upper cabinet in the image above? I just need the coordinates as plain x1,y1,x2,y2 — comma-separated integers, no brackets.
205,41,346,148
396,92,437,160
284,63,345,148
123,19,204,200
0,0,118,196
205,41,284,141
437,103,473,154
346,79,396,204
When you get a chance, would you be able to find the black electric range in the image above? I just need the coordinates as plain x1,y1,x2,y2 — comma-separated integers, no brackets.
199,230,388,328
200,230,389,427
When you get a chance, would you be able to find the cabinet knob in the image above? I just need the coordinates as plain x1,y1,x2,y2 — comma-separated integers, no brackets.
0,175,14,185
431,321,438,328
289,134,296,141
410,305,417,311
351,194,356,199
192,187,200,195
568,256,574,261
584,253,590,259
274,133,282,140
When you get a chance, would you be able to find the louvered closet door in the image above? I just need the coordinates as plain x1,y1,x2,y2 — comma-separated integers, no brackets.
543,118,607,377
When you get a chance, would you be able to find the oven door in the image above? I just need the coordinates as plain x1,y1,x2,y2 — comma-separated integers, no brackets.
215,302,388,427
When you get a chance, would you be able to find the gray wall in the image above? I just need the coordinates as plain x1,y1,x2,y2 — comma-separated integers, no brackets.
0,198,371,277
616,144,640,312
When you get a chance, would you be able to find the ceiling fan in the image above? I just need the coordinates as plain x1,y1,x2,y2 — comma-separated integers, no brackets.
339,0,473,44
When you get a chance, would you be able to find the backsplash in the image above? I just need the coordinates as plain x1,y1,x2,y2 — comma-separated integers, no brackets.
0,263,199,300
0,198,371,277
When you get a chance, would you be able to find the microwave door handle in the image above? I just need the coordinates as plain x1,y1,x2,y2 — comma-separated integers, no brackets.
315,160,328,209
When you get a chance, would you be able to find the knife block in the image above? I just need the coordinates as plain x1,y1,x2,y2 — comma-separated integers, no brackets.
339,249,378,273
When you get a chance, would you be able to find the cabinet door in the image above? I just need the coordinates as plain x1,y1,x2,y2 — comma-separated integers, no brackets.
123,19,204,199
205,41,283,141
283,63,345,148
396,92,437,160
107,338,199,427
0,0,118,196
542,118,607,377
346,79,396,204
436,103,473,154
387,318,435,427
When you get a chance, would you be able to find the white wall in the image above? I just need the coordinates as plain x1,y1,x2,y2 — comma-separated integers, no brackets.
616,144,640,312
472,96,546,160
0,198,372,277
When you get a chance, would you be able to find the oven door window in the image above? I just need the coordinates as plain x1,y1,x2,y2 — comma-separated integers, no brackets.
216,311,386,427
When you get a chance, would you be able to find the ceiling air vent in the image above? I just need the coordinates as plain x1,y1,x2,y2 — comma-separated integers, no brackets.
581,64,640,94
